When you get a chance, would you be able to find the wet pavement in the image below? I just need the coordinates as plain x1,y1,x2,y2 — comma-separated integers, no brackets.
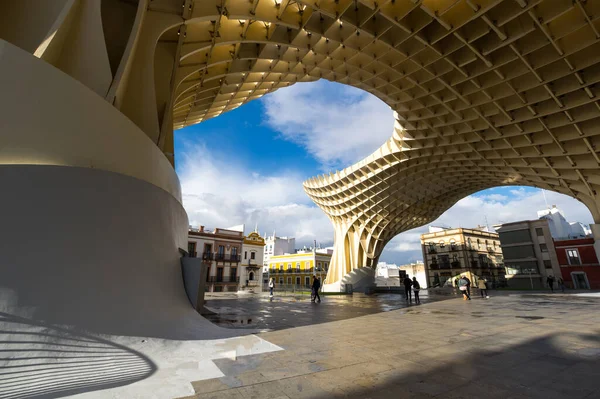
182,293,600,399
203,290,454,331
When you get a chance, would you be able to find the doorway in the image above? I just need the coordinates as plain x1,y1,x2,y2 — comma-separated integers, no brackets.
571,272,590,289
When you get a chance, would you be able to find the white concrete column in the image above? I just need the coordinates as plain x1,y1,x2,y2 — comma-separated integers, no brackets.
0,40,199,338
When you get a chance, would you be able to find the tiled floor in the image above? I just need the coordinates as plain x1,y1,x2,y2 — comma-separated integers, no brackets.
181,294,600,399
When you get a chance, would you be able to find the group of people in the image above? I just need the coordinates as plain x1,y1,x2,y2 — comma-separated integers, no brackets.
454,275,489,300
267,275,322,303
402,275,421,304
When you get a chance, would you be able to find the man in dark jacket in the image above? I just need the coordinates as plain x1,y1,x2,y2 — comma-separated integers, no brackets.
311,276,321,303
403,274,413,301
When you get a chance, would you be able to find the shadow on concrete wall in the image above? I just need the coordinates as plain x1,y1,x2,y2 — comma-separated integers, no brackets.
0,312,156,399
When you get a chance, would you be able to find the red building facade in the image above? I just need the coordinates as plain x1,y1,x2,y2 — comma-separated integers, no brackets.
553,238,600,289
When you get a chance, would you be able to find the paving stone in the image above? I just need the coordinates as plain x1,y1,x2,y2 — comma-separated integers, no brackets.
188,294,600,399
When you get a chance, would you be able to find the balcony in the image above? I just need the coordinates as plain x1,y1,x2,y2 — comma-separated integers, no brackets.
487,247,495,253
202,252,213,261
214,253,241,262
208,276,240,284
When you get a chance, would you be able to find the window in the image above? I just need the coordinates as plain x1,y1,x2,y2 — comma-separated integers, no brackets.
428,242,436,253
439,240,445,248
324,262,328,271
244,251,247,260
543,260,553,269
249,271,254,281
431,256,438,264
567,249,581,265
279,278,283,285
279,264,283,271
287,277,292,284
230,268,237,279
296,277,301,285
296,262,300,272
305,276,310,286
188,242,196,256
540,244,548,252
450,240,457,250
287,263,292,270
536,228,544,237
467,238,472,249
505,261,538,275
251,252,256,260
204,244,212,255
231,247,238,256
218,245,225,255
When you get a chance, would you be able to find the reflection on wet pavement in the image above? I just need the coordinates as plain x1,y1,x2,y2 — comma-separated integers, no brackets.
204,290,453,331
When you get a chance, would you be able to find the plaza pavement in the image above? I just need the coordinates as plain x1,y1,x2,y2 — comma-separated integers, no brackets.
180,293,600,399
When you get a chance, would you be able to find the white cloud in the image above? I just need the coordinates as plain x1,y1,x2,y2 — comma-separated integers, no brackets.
380,189,594,265
262,80,394,170
178,142,333,248
178,80,596,271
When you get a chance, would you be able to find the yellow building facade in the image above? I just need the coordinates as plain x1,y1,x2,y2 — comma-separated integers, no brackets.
267,252,331,288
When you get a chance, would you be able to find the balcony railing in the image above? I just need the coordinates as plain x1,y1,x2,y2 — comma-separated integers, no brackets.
202,252,213,261
207,276,240,283
214,253,241,262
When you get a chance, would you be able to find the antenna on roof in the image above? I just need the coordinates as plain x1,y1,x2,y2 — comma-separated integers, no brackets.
542,188,549,209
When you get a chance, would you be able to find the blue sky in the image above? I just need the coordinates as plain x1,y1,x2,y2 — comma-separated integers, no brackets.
175,80,594,265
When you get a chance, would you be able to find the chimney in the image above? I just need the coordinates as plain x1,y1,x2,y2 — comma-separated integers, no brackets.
200,225,204,232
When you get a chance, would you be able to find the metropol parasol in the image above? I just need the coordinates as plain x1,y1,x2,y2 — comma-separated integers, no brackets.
1,0,600,310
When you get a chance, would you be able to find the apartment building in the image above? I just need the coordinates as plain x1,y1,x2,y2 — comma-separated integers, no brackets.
188,226,243,292
421,227,505,288
267,249,331,288
494,219,561,289
554,238,599,289
241,231,265,292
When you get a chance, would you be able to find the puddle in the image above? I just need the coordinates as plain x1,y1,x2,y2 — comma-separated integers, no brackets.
206,315,255,327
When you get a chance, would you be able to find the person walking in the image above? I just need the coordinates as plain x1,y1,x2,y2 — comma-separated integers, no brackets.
311,276,321,303
557,276,565,293
403,274,413,301
269,278,274,298
478,278,489,298
464,275,472,297
458,276,470,300
412,277,421,304
547,275,555,292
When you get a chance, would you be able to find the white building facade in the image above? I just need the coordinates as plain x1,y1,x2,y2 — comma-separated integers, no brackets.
241,231,265,292
263,234,296,272
537,206,591,240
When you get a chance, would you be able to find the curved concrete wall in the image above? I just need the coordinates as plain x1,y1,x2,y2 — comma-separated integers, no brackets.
0,39,181,202
0,165,199,339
